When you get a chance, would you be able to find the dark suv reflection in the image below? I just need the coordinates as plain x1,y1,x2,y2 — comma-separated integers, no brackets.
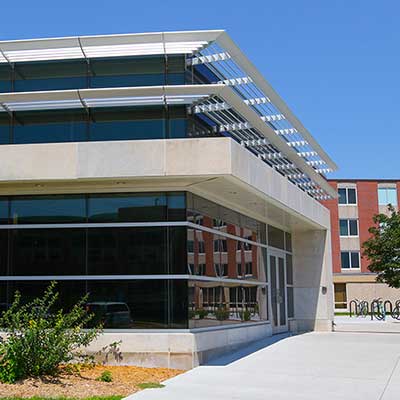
86,302,133,328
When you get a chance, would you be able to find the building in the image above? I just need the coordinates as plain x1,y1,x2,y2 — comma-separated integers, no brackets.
321,179,400,310
0,30,337,368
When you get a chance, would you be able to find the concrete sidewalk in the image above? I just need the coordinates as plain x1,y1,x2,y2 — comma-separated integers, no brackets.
334,315,400,333
126,332,400,400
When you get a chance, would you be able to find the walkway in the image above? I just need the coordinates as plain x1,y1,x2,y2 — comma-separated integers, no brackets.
335,315,400,333
126,332,400,400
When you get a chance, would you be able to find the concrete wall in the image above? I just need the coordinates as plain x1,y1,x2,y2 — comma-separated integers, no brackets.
347,283,400,304
0,138,330,231
292,229,334,332
86,323,272,369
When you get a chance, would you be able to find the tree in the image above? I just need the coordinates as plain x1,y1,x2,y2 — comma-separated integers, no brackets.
362,205,400,288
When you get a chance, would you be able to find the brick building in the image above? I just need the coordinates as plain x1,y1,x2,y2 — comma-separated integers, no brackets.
322,179,400,310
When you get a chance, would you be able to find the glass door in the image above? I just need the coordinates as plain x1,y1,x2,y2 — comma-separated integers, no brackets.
269,250,288,333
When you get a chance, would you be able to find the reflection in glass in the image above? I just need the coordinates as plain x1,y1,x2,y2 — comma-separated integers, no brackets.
86,280,187,329
88,193,168,222
10,195,86,224
2,279,188,329
188,280,267,328
187,228,265,281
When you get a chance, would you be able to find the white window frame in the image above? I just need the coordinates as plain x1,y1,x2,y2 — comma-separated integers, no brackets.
338,187,357,206
340,251,361,270
339,219,359,237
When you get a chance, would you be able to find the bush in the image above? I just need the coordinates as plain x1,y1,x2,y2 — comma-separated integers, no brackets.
214,307,230,321
239,309,251,321
0,281,102,383
97,370,113,382
196,309,208,319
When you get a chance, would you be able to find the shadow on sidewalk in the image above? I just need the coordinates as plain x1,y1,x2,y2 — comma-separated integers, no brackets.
204,332,292,366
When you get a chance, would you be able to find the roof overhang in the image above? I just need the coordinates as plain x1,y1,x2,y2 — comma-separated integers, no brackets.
0,84,337,198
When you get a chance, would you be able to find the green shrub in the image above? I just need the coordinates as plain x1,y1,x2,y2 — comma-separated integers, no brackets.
239,309,251,321
97,370,113,382
214,307,230,321
196,309,208,319
0,281,102,383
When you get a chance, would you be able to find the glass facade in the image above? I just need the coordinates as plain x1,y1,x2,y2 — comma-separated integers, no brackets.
0,56,185,93
0,54,228,146
0,192,293,329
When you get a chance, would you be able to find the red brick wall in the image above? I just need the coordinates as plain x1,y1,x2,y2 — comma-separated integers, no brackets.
357,181,379,272
320,181,341,273
397,182,400,210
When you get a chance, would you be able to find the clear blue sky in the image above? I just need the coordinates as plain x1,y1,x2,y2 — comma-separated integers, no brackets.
1,0,399,179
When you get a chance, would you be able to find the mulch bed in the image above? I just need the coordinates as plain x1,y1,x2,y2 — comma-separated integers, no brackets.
0,365,184,398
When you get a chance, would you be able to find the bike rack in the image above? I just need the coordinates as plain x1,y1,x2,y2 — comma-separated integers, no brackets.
384,300,393,315
349,300,358,318
370,300,379,320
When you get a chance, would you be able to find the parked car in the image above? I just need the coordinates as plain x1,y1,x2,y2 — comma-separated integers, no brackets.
85,302,133,328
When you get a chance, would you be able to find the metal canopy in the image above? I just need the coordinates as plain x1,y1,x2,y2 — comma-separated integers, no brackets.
0,30,337,199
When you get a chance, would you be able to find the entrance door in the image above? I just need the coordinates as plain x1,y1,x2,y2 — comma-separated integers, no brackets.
269,250,288,333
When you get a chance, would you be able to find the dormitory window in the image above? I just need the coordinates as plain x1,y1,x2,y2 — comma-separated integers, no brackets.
338,188,357,205
339,219,358,236
341,251,360,269
378,187,397,206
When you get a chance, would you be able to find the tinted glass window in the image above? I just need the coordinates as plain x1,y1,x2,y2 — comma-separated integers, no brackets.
14,60,87,92
0,230,8,275
188,280,267,328
88,193,167,222
351,252,360,268
13,109,87,144
169,227,187,274
90,106,165,141
286,254,293,285
285,232,292,252
167,193,186,221
6,280,86,312
87,227,168,275
338,188,347,204
90,56,165,88
347,189,357,204
0,64,12,93
86,280,187,329
287,286,294,318
349,220,358,236
187,228,266,281
10,196,86,224
341,252,350,269
0,113,10,144
339,219,348,236
9,229,86,275
0,199,8,224
268,225,285,250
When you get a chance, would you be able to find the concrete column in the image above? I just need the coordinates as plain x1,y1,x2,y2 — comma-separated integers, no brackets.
292,228,334,332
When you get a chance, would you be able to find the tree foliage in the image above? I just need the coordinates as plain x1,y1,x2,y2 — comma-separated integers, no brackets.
0,281,102,383
362,205,400,288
